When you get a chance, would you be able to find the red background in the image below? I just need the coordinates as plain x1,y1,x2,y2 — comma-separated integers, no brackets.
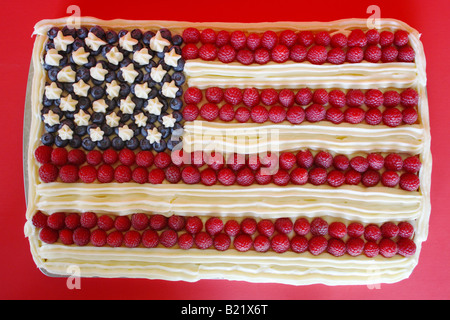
1,0,449,300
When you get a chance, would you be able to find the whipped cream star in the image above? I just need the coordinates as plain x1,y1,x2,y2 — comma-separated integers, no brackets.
57,66,76,83
118,125,134,141
134,82,151,99
106,80,121,99
92,99,109,113
105,46,124,65
74,109,91,127
120,95,136,114
150,64,167,83
45,48,63,67
58,124,74,140
134,112,148,127
145,97,163,115
162,113,177,128
72,47,90,66
105,112,120,128
53,31,74,51
120,63,139,84
119,32,139,52
59,95,78,112
45,82,62,100
164,48,181,68
89,126,104,142
43,110,60,126
146,127,162,144
72,79,90,97
85,32,107,51
150,31,170,52
90,62,108,82
161,80,179,98
133,48,153,65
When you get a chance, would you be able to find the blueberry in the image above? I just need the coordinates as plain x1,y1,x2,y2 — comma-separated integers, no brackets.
118,83,131,98
92,112,105,125
141,123,155,137
176,87,183,97
77,27,89,39
62,26,77,38
64,107,79,120
142,31,155,45
45,123,58,133
84,56,97,69
132,96,145,111
77,97,91,110
59,119,75,130
111,136,125,150
140,138,152,151
167,138,181,151
159,126,171,139
45,40,55,52
172,111,183,122
50,106,63,118
171,72,185,87
90,86,105,100
118,30,128,38
63,83,74,94
172,34,183,46
160,73,172,85
76,67,90,83
153,139,167,152
101,124,114,136
81,137,96,151
48,67,60,82
41,133,55,146
105,30,119,44
69,134,82,148
125,137,139,150
90,25,106,40
42,96,53,108
169,97,183,111
71,38,85,51
131,29,142,40
173,58,185,72
54,135,69,147
59,56,69,68
159,28,172,42
47,27,60,40
144,60,158,73
97,136,111,150
75,125,87,136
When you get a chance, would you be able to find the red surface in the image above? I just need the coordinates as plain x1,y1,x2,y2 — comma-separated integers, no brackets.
1,0,449,300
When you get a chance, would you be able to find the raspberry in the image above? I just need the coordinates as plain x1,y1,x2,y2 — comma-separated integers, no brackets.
286,105,305,124
205,87,224,104
236,167,255,186
97,214,114,231
183,28,200,43
290,45,307,62
312,89,328,105
118,149,135,166
213,233,231,251
47,212,66,230
347,222,364,238
215,30,230,47
383,90,401,107
327,238,346,257
330,33,348,48
346,237,364,257
250,105,269,123
261,30,278,50
399,173,420,191
102,149,118,165
381,222,400,238
85,150,101,166
400,88,419,107
394,30,409,46
314,31,331,46
278,89,295,107
154,152,171,169
380,31,395,47
35,145,53,164
271,44,290,63
51,147,68,166
398,221,414,238
67,149,86,165
365,89,384,108
403,156,421,173
200,103,219,121
326,107,344,124
39,226,59,244
397,238,416,257
230,30,247,50
364,241,379,257
381,46,398,62
185,216,203,234
382,108,403,127
160,229,178,247
327,47,346,64
260,88,278,106
182,104,200,121
296,149,314,168
132,167,148,184
278,152,296,170
89,229,106,247
246,154,260,171
293,218,310,236
379,238,398,258
115,215,131,232
135,151,154,167
367,153,384,170
366,29,380,45
217,45,236,63
141,229,159,248
123,230,141,248
365,108,382,125
307,45,327,64
268,105,286,123
194,231,212,249
345,169,361,185
73,227,90,246
381,171,400,187
362,170,381,187
200,168,217,186
402,107,418,124
298,31,314,47
254,48,270,64
224,219,240,237
364,224,381,242
217,168,236,186
59,164,78,183
236,49,254,65
295,88,313,105
218,104,235,122
246,33,261,51
184,87,203,104
234,106,250,122
279,30,297,47
205,151,225,170
305,104,326,122
224,87,243,106
233,234,253,252
241,217,257,235
200,28,216,44
345,107,365,124
255,169,272,185
198,43,218,61
314,151,333,169
131,213,149,231
274,218,293,234
167,215,185,231
310,217,328,236
80,212,97,229
308,236,327,255
346,47,364,63
39,163,59,183
178,232,194,250
271,233,290,253
327,170,345,187
385,153,403,171
59,228,74,245
148,168,165,184
348,29,367,47
290,235,308,253
227,153,245,171
114,165,131,183
333,154,350,171
364,45,382,63
350,156,369,173
346,89,364,107
253,235,270,252
32,211,48,228
205,217,224,236
257,219,275,237
107,230,123,247
181,43,199,60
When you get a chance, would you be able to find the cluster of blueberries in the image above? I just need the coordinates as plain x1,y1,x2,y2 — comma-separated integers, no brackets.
40,25,186,152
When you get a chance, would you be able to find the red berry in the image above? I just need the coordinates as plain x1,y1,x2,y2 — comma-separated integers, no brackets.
350,156,369,173
233,234,253,252
314,151,333,169
308,235,327,255
142,229,159,248
290,167,308,185
312,89,328,105
67,149,86,165
333,154,350,171
224,87,243,105
346,47,364,63
250,105,269,123
124,230,141,248
114,165,131,183
382,108,403,127
217,167,236,186
115,215,131,232
183,28,200,43
234,106,251,123
154,152,171,169
293,218,310,236
296,149,314,168
327,47,346,64
148,168,165,184
290,45,307,62
39,226,59,244
326,107,344,124
271,233,290,253
381,46,398,62
402,107,418,124
241,217,257,235
205,87,224,104
298,31,314,47
381,222,400,238
365,108,382,125
59,164,78,183
362,170,380,187
131,213,149,231
181,43,199,60
403,156,421,174
399,173,420,191
344,107,365,124
185,216,203,234
215,30,230,47
380,31,394,47
200,28,216,44
254,48,270,64
307,45,327,64
379,238,398,258
397,238,416,257
253,235,270,252
286,105,305,124
194,231,213,249
118,148,135,166
200,167,217,186
80,211,97,229
59,228,74,245
135,150,154,167
327,238,346,257
73,227,90,246
328,222,347,238
34,145,53,164
398,221,414,238
327,170,345,187
178,232,194,250
268,105,287,123
257,219,275,237
184,87,203,104
291,235,308,253
132,167,148,184
295,88,313,106
394,30,409,46
261,30,277,50
218,104,235,122
213,233,231,251
364,224,381,242
47,212,66,230
198,43,218,61
366,29,380,45
385,153,403,171
346,237,365,256
279,30,297,48
97,214,114,231
274,217,293,234
236,167,255,186
315,31,331,46
364,45,382,63
347,222,364,238
168,215,185,231
271,44,290,63
260,88,278,106
305,104,325,122
107,230,123,247
224,219,240,237
182,104,200,121
236,49,254,65
346,89,365,107
51,147,68,166
217,45,236,63
200,103,219,121
32,211,48,228
278,89,295,107
205,217,224,236
383,90,401,107
310,217,328,236
160,229,178,247
246,32,261,51
345,169,361,185
348,29,367,47
39,163,59,183
230,30,247,50
381,170,400,187
364,241,379,257
400,88,419,107
365,89,384,108
330,33,348,48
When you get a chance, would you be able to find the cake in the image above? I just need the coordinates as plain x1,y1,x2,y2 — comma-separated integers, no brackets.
24,17,431,286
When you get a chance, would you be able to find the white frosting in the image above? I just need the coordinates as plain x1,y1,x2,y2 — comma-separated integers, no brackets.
133,48,152,65
59,95,77,112
145,97,163,115
162,113,176,128
164,47,181,67
119,95,136,114
118,125,134,141
90,63,108,81
71,47,90,66
106,80,120,99
120,63,139,84
105,46,123,65
56,65,75,82
119,32,138,51
149,31,170,52
73,109,91,126
44,49,62,66
43,110,60,126
84,32,106,51
134,82,151,99
57,124,73,140
53,31,74,51
105,112,120,128
72,79,90,97
44,82,62,100
150,64,167,83
161,80,178,98
134,112,148,127
146,127,162,143
92,99,108,113
89,126,104,142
